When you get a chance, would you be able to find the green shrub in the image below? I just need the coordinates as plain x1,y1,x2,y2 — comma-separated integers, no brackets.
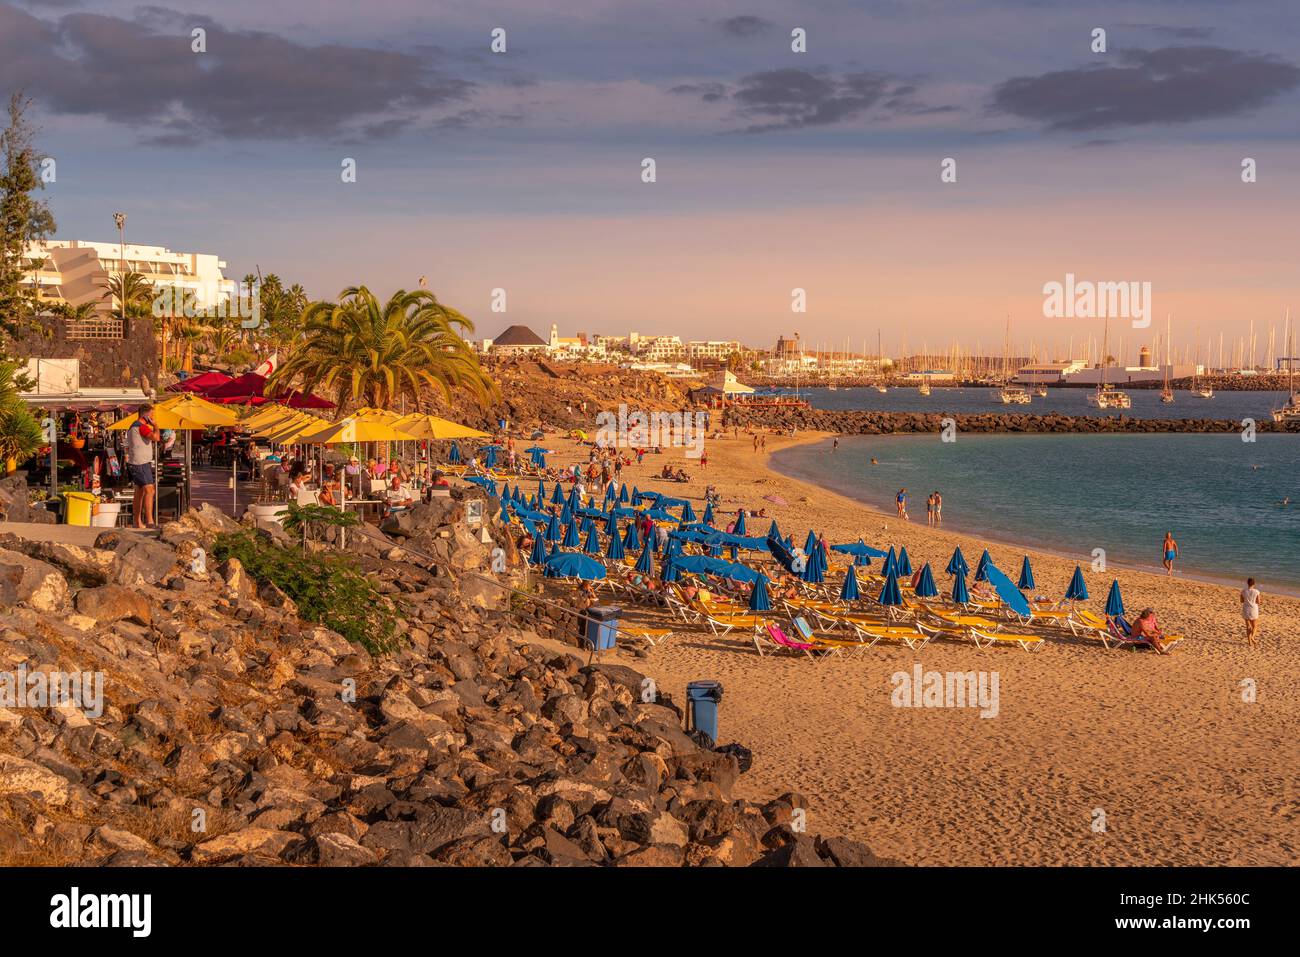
211,530,399,655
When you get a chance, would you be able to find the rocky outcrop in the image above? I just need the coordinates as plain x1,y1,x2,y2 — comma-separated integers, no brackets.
725,407,1300,434
0,507,892,867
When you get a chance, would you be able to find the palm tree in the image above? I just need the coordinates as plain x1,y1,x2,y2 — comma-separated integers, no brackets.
268,286,495,411
0,360,43,471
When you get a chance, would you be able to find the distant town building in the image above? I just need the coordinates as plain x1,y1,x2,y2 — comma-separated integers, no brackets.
487,324,549,354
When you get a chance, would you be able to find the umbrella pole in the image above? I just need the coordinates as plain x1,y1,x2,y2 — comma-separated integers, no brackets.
339,451,347,549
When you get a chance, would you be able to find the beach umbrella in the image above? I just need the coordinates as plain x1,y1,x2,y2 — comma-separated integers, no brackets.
951,570,971,604
623,520,641,552
680,501,697,523
803,529,818,556
448,441,461,464
528,535,549,566
551,484,565,505
297,418,415,445
537,480,547,501
800,551,825,584
500,482,512,503
946,545,969,576
544,552,606,581
733,512,747,536
897,546,913,577
748,574,772,612
840,565,860,602
603,512,619,537
883,545,898,577
1065,565,1089,602
545,514,561,542
1018,556,1036,591
499,499,511,523
619,484,630,504
562,519,581,549
568,487,581,511
605,528,626,561
559,503,573,526
1105,579,1125,618
974,549,993,583
531,448,547,469
635,538,655,576
878,569,903,607
914,562,939,598
661,556,681,583
767,519,782,541
583,524,601,554
481,446,498,468
394,414,488,440
707,539,723,558
702,502,714,525
631,485,641,502
984,563,1032,617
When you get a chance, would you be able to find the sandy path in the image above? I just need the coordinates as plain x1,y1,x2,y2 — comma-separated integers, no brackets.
528,429,1298,865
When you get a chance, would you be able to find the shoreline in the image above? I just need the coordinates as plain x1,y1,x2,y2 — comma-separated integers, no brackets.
765,430,1300,598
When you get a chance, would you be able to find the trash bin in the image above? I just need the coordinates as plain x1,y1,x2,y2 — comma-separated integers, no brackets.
62,491,97,526
584,605,621,652
686,680,724,746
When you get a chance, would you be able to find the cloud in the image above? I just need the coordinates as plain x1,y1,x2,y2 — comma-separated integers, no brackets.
718,15,772,38
0,3,475,142
668,82,728,103
1120,23,1214,40
993,46,1300,131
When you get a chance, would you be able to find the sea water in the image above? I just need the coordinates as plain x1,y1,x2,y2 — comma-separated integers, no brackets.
771,432,1300,593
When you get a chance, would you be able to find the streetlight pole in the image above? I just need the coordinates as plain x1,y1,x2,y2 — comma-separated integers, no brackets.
112,212,126,324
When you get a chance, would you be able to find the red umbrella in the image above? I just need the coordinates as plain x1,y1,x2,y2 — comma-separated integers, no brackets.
204,371,268,400
167,370,233,394
277,391,335,409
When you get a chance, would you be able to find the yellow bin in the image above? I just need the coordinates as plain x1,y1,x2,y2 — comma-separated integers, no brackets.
63,491,97,526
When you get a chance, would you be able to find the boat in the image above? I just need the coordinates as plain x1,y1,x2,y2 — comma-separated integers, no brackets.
1086,316,1131,409
997,316,1030,404
1160,315,1175,403
875,383,887,394
918,377,932,396
1034,385,1049,398
1272,312,1300,423
1191,334,1213,398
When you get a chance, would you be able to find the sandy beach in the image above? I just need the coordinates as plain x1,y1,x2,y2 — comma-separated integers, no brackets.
535,428,1299,866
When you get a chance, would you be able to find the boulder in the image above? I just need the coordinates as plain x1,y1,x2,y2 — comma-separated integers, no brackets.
0,548,68,611
74,584,152,626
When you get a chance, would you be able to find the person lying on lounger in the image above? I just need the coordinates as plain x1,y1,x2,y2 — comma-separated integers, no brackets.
1130,608,1169,652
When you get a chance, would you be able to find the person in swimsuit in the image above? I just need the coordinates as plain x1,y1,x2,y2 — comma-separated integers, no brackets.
933,490,942,526
1240,578,1262,647
896,488,908,521
1161,532,1179,576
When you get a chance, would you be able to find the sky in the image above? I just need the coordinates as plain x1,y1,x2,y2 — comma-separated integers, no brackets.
3,0,1299,357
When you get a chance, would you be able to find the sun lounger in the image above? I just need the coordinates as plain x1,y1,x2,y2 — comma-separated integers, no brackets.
619,624,676,647
790,616,877,656
1107,616,1183,654
968,626,1044,652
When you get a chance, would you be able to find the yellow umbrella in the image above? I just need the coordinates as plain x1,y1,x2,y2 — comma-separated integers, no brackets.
108,406,208,431
157,394,242,427
353,406,401,421
392,413,490,440
261,417,324,444
251,411,312,437
297,417,416,445
240,404,296,429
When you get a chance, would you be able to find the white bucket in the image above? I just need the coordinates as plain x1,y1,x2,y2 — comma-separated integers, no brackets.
251,503,288,526
91,501,121,528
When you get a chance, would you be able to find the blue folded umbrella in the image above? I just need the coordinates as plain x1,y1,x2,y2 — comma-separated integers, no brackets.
499,500,510,522
537,479,546,501
1065,565,1089,601
543,552,606,581
974,549,992,583
623,520,641,551
562,519,580,548
528,534,549,566
1018,555,1036,591
551,484,565,505
448,441,461,464
583,525,601,554
914,562,939,598
604,512,619,537
618,484,629,504
559,504,572,526
883,545,898,577
897,546,913,577
803,529,818,556
767,519,782,541
984,562,1031,617
702,502,715,525
635,538,655,576
749,573,771,611
840,565,860,601
733,512,747,536
946,545,969,576
878,569,903,606
545,514,561,542
568,488,581,510
661,556,681,583
951,570,971,604
680,501,697,523
800,553,824,584
605,528,626,561
1105,579,1124,617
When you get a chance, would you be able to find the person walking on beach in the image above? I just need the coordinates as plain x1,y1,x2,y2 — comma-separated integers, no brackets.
1161,531,1179,576
925,492,935,526
896,488,908,521
1240,578,1262,647
832,437,839,453
933,490,942,526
